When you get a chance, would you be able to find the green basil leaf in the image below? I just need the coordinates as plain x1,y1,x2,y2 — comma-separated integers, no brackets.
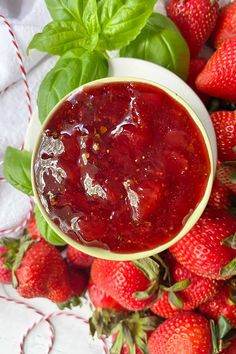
45,0,72,20
34,205,66,246
120,13,190,80
67,0,100,34
98,0,156,50
37,50,108,123
28,20,97,55
3,147,33,195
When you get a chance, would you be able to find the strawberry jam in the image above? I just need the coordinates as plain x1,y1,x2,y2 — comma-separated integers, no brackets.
34,81,210,253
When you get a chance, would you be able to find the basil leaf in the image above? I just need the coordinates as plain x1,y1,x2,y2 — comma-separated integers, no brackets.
67,0,100,34
3,147,33,196
38,50,108,123
98,0,156,50
45,0,72,20
28,20,97,55
120,13,190,80
34,205,66,246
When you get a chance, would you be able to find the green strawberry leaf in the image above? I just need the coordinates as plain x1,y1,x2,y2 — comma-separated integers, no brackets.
210,320,220,354
218,316,232,339
120,13,190,80
3,147,33,196
34,205,66,246
98,0,156,50
170,279,191,292
168,291,184,309
37,50,108,123
220,257,236,277
222,233,236,249
133,257,160,281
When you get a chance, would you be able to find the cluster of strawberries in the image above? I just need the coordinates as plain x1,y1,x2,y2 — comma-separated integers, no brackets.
1,0,236,353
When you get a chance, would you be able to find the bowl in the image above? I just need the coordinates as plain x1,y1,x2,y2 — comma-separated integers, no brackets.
32,73,216,261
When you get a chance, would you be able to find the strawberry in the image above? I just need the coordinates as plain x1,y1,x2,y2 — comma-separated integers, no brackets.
167,0,219,57
148,311,212,354
88,281,125,311
110,313,157,354
208,178,231,209
67,245,94,269
14,238,73,303
222,336,236,354
196,38,236,102
91,258,160,311
0,247,11,284
211,110,236,162
170,208,236,279
68,266,88,296
212,2,236,48
217,161,236,194
187,58,209,104
151,254,222,318
27,216,41,240
199,284,236,327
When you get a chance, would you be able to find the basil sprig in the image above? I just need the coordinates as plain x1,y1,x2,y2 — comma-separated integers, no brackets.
3,147,33,196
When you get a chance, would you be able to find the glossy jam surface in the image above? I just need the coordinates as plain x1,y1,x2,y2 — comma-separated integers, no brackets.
34,82,210,253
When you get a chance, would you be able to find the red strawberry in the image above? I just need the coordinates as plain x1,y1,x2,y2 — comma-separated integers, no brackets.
27,216,42,240
211,110,236,162
67,245,94,269
212,2,236,48
167,0,219,57
13,238,73,303
217,162,236,193
199,284,236,327
170,208,236,279
208,178,231,209
148,312,212,354
91,258,160,311
187,58,209,104
222,336,236,354
196,38,236,102
0,247,11,284
151,254,222,318
68,266,88,296
88,281,125,311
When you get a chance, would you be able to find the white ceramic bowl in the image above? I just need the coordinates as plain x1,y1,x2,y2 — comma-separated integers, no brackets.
29,58,217,260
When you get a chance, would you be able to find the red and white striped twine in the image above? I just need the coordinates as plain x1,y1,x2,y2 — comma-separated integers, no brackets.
0,285,109,354
0,14,33,233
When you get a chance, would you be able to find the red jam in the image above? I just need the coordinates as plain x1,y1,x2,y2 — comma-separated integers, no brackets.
34,82,210,253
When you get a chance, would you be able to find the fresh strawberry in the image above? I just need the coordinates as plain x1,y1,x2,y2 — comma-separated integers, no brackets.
212,2,236,48
217,161,236,194
211,110,236,161
68,266,88,296
148,311,212,354
208,178,231,209
187,58,209,104
2,235,74,304
167,0,219,57
110,313,157,354
88,281,125,311
170,208,236,279
199,284,236,327
0,247,11,284
222,336,236,354
15,239,73,303
91,258,160,311
151,254,222,318
27,216,42,240
67,245,94,269
196,38,236,102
